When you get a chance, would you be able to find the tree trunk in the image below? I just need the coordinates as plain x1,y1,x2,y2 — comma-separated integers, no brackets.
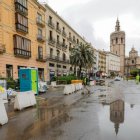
79,65,82,79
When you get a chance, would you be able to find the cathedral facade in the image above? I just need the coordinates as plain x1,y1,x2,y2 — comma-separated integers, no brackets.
125,47,140,75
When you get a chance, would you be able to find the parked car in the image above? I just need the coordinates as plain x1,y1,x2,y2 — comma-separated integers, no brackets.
114,76,122,81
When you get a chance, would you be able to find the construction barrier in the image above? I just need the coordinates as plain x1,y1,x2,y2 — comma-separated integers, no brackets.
0,86,7,100
51,81,57,87
71,80,83,84
0,99,8,125
63,83,83,95
14,91,36,110
90,81,96,86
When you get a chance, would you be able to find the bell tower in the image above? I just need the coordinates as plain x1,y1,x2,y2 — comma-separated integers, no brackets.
110,18,125,75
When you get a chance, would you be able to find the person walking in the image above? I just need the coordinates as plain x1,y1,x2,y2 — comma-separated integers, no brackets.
136,74,140,84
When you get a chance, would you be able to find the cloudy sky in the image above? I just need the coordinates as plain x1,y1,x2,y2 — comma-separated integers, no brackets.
39,0,140,56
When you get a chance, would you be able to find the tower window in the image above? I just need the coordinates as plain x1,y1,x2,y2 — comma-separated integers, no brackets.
121,38,123,44
116,38,118,44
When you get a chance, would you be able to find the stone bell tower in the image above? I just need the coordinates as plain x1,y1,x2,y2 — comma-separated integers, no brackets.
110,18,125,75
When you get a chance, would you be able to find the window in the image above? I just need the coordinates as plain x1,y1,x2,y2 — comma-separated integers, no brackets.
38,68,44,81
49,16,52,23
63,53,66,61
6,65,13,78
63,27,65,31
49,30,52,40
57,35,59,43
15,0,28,15
15,13,28,33
37,13,42,21
116,38,118,44
15,0,27,8
121,38,123,44
56,22,59,29
63,66,67,69
49,63,55,67
63,39,65,45
38,28,42,36
50,48,53,57
69,32,71,37
14,34,31,57
77,39,79,44
38,46,43,59
132,60,134,64
56,50,60,58
57,64,61,68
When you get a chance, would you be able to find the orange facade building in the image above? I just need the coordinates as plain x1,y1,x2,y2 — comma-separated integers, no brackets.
0,0,47,80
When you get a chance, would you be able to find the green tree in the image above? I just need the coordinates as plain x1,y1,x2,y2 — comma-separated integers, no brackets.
70,43,95,78
130,68,139,77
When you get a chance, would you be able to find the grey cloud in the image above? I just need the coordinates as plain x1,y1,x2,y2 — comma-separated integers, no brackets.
60,0,140,54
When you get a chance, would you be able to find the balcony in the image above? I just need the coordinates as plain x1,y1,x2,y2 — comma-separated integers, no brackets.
73,39,76,44
48,38,56,46
62,43,67,50
56,41,62,49
16,23,28,34
14,48,31,58
37,34,46,42
0,44,6,54
48,20,55,29
36,55,46,62
67,36,72,42
62,31,67,37
56,27,61,34
36,18,45,27
47,55,70,64
15,1,28,16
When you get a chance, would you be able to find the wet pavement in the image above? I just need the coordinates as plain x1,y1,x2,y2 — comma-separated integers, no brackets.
1,80,140,140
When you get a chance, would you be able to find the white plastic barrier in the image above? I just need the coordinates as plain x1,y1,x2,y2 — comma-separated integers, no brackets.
78,83,83,90
0,99,8,125
51,81,56,87
63,84,83,95
90,81,95,86
71,84,75,93
14,91,36,110
0,87,7,100
63,85,72,95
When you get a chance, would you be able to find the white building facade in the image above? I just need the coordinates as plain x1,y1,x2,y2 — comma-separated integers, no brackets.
106,52,120,76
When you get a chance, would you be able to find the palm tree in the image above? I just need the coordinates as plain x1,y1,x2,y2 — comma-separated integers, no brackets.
70,43,95,78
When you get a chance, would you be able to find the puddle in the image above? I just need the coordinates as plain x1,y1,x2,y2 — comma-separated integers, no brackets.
0,102,72,140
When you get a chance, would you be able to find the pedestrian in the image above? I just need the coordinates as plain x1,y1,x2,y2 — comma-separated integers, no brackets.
136,74,139,84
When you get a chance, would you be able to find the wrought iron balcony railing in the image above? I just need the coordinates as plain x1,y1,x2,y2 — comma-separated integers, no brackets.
15,1,28,16
48,20,55,29
36,18,45,27
37,34,46,42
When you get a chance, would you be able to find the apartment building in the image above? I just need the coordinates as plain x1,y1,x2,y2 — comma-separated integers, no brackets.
98,50,106,74
105,51,120,76
0,0,47,80
45,4,87,81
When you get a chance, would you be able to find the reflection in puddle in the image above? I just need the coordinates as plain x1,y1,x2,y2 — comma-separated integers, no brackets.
110,100,124,135
23,105,72,140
